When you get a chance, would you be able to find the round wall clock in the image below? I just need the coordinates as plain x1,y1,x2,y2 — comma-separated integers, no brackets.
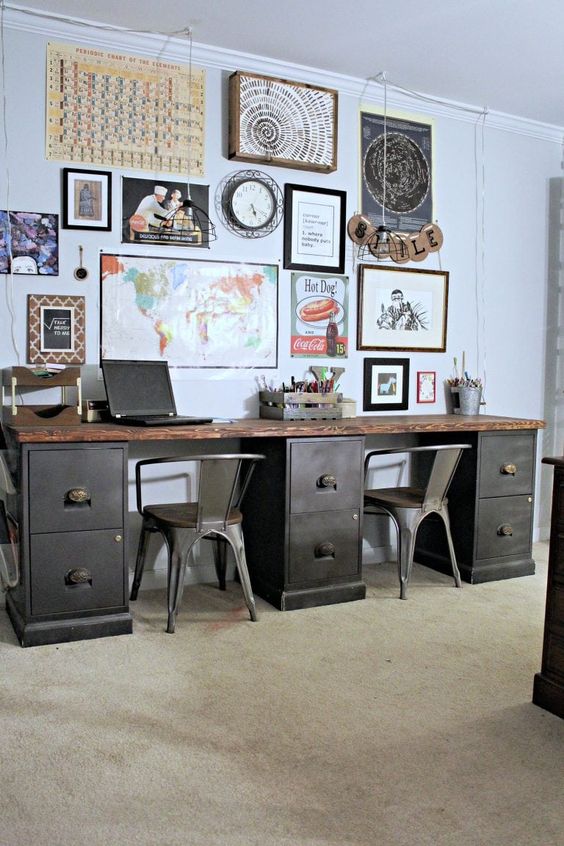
218,169,283,238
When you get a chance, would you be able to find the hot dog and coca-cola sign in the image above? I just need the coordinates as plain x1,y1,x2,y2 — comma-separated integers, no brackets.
291,272,348,358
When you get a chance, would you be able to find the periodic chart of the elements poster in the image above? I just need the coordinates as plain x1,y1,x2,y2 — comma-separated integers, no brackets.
46,42,205,175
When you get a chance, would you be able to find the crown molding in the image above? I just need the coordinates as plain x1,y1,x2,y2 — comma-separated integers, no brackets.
4,3,564,144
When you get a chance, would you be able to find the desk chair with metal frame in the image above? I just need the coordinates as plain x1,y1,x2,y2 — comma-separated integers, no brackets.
364,444,471,599
130,453,264,632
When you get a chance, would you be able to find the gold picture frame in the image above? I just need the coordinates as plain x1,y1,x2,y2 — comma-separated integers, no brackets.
229,70,338,173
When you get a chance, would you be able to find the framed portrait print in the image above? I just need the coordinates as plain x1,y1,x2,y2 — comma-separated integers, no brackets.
284,184,346,273
62,168,112,230
229,70,338,173
357,265,448,352
363,357,410,412
27,294,85,365
417,370,436,403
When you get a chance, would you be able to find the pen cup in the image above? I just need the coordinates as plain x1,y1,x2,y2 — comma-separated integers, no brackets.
458,386,482,415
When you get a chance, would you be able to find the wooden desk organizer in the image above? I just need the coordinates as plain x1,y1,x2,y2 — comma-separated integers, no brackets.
259,390,343,420
2,366,82,425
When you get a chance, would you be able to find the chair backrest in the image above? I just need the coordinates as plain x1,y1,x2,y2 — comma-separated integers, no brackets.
136,453,264,530
364,444,471,511
422,446,469,511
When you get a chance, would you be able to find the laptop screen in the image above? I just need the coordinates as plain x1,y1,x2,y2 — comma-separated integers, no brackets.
101,359,177,417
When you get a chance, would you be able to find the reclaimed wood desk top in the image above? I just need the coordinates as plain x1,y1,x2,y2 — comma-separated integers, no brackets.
3,414,545,444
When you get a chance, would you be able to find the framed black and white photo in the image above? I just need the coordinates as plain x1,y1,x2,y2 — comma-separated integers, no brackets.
357,265,448,352
62,168,112,230
363,357,410,412
284,184,346,273
27,294,85,364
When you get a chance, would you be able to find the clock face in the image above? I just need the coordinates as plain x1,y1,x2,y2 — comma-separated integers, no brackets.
229,179,276,229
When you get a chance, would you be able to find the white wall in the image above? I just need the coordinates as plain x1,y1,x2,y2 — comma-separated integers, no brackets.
1,9,561,582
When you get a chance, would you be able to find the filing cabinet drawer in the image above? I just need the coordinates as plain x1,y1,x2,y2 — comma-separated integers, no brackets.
288,510,361,584
476,495,533,560
479,434,534,498
30,529,125,616
29,446,124,534
289,438,363,513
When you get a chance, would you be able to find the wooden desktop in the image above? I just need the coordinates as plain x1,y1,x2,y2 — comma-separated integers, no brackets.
2,413,544,646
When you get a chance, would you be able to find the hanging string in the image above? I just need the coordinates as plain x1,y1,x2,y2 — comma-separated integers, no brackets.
7,5,192,40
0,0,20,363
382,72,387,227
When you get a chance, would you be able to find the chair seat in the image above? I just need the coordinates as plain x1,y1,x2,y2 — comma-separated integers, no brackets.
144,503,243,529
364,486,426,509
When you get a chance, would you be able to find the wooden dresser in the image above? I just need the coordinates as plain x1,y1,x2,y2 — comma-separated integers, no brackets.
533,457,564,718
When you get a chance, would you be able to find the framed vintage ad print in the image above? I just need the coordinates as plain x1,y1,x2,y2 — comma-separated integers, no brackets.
360,109,433,232
417,370,436,403
357,265,448,352
27,294,85,364
229,70,337,173
62,168,112,230
290,272,349,358
122,177,210,247
284,184,346,273
363,357,409,412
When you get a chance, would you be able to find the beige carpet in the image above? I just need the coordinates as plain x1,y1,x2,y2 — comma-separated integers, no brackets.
1,542,562,846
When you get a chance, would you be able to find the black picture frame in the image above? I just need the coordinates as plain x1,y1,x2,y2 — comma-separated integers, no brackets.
62,168,112,231
363,357,410,412
283,184,346,273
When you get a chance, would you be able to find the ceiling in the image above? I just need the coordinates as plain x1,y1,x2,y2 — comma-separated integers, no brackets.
9,0,564,127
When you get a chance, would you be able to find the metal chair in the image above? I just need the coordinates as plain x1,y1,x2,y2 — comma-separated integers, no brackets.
130,453,264,632
364,444,471,599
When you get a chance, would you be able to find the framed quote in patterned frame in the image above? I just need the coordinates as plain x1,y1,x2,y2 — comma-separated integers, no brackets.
229,71,338,172
27,294,85,365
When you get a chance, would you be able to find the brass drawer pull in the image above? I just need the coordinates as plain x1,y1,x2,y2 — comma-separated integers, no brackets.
500,463,517,476
317,474,336,489
65,567,92,585
314,541,336,558
66,487,90,503
497,524,513,536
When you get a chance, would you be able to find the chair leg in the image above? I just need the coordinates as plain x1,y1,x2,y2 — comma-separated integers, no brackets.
166,531,198,634
395,510,420,600
225,526,257,622
130,524,151,601
212,536,228,591
439,507,462,589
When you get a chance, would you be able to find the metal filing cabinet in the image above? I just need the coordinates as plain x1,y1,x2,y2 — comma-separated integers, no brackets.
242,436,365,609
415,430,537,583
5,442,132,646
533,457,564,718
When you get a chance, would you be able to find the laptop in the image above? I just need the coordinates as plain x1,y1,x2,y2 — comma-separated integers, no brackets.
101,359,212,426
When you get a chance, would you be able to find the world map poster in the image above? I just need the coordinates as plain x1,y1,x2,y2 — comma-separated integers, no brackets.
100,254,278,368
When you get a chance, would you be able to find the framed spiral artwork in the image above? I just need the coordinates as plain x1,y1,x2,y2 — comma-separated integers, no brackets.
229,71,338,173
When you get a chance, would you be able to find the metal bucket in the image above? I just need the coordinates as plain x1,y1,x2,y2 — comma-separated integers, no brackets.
458,386,482,415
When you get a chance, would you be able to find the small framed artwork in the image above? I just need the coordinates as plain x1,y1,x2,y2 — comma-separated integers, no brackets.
284,184,346,273
417,370,436,403
229,70,338,173
357,264,448,352
27,294,85,365
62,168,112,230
363,357,410,412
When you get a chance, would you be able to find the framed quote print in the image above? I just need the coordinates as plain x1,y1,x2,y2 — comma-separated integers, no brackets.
284,184,346,273
27,294,85,364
